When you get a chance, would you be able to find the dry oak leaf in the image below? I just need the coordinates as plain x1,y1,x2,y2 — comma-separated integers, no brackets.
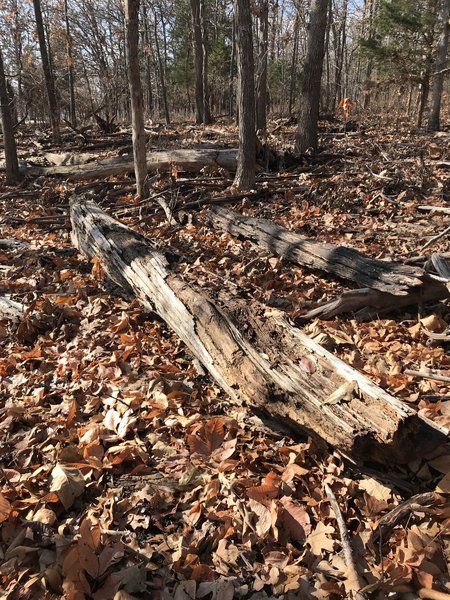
0,492,12,523
49,463,85,510
436,472,450,494
247,471,281,506
307,521,335,555
188,417,225,457
280,496,312,541
359,477,393,501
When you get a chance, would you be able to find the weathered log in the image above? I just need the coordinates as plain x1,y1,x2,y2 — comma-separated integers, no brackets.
70,198,448,463
20,149,238,180
204,206,424,295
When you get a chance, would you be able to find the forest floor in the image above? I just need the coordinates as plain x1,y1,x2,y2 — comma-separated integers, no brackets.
0,115,450,600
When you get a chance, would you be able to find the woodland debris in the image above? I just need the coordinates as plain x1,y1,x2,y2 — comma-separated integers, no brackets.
299,282,449,321
0,297,26,321
70,198,448,463
19,149,239,180
204,206,427,294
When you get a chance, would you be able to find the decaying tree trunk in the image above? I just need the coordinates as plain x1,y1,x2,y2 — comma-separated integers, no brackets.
204,206,449,317
204,206,424,294
20,149,238,179
70,198,447,463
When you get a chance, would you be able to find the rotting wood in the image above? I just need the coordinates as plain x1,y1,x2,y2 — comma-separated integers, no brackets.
204,206,425,295
0,297,26,322
299,281,449,321
70,197,448,463
19,149,239,180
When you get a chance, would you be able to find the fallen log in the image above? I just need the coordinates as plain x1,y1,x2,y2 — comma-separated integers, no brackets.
20,149,238,180
70,198,448,463
204,206,423,295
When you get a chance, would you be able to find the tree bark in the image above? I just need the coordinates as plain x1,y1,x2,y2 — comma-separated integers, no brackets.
255,0,269,133
190,0,212,124
295,0,329,155
64,0,76,128
32,0,61,144
70,198,448,463
428,0,450,131
21,148,239,179
153,8,170,124
204,206,427,294
125,0,148,199
0,46,20,184
233,0,256,190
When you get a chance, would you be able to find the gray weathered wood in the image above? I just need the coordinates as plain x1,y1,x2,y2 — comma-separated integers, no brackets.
70,198,448,463
204,206,428,295
20,149,238,180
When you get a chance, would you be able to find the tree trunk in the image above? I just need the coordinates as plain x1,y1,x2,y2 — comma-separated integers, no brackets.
295,0,329,155
21,148,239,179
153,8,170,124
200,0,212,123
64,0,76,128
428,0,450,131
255,0,269,133
289,13,300,116
203,206,429,294
191,0,206,123
233,0,256,190
0,46,20,184
125,0,148,199
32,0,61,144
70,198,448,464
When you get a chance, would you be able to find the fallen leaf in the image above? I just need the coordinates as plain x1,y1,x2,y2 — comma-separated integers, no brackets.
49,463,85,510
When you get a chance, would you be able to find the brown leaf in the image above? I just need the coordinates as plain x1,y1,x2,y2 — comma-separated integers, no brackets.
188,417,225,456
49,463,85,510
0,492,12,523
280,496,311,541
247,471,281,506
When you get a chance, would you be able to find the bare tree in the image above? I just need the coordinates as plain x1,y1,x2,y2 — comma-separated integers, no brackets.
32,0,61,144
64,0,76,128
233,0,256,190
255,0,268,133
0,45,20,184
428,0,450,130
295,0,329,155
125,0,148,199
190,0,211,123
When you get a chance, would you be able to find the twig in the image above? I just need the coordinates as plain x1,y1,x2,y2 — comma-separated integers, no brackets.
420,225,450,252
324,482,367,600
372,492,436,543
418,205,450,215
418,589,450,600
404,369,450,384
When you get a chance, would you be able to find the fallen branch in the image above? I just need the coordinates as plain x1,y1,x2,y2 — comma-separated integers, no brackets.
70,198,448,463
420,226,450,252
404,369,450,384
324,482,367,600
372,491,436,543
418,205,450,215
299,282,449,321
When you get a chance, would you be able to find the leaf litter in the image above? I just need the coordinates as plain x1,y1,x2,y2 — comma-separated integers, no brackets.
0,118,450,599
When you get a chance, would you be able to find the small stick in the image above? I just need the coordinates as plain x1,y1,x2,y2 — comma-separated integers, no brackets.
418,205,450,215
420,225,450,252
404,369,450,384
418,588,450,600
324,482,367,600
372,492,436,543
